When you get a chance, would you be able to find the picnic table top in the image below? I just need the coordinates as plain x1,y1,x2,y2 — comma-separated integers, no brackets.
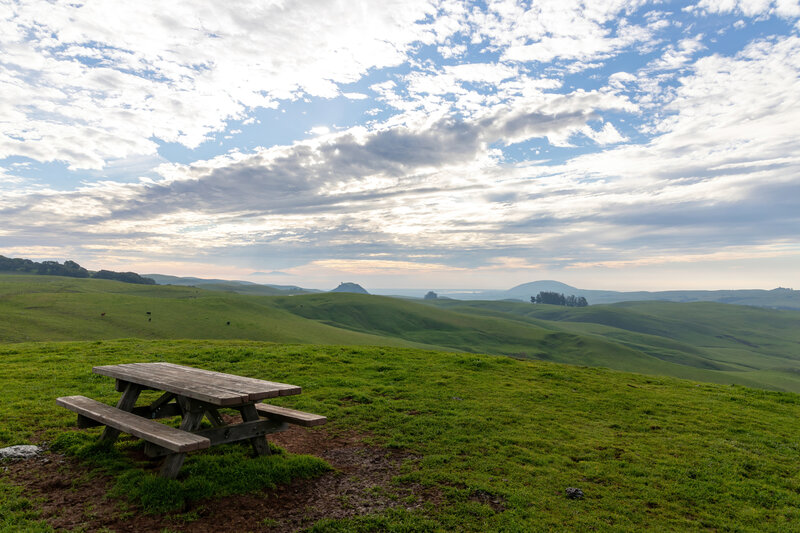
93,362,301,406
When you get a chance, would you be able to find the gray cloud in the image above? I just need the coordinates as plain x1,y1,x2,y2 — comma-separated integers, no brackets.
82,102,606,221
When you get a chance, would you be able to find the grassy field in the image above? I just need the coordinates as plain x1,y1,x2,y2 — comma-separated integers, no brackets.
2,340,800,531
3,275,800,530
422,299,800,391
3,274,800,392
0,274,433,349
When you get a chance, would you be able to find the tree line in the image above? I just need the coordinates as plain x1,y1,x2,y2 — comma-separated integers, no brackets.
0,255,156,285
531,291,588,307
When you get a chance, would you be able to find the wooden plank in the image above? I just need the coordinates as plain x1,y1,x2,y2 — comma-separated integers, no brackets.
134,403,182,420
56,396,210,452
195,419,287,446
92,364,249,406
95,362,300,403
99,363,249,405
95,363,283,403
146,363,286,401
155,363,301,399
255,403,327,427
78,403,183,426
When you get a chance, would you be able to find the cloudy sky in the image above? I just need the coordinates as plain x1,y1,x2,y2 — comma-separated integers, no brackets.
1,0,799,291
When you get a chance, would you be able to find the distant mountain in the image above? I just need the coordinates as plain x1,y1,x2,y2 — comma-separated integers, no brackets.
447,280,800,310
146,272,800,310
146,274,253,286
438,281,580,301
145,273,317,296
330,282,369,294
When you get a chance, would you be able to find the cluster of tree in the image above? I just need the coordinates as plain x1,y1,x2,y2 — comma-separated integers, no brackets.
92,269,156,285
531,291,588,307
0,255,156,285
424,291,438,299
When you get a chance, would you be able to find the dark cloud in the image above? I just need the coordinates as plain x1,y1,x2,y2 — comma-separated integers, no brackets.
82,105,600,221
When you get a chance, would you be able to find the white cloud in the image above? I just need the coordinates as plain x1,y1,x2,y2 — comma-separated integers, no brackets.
648,34,706,71
582,121,628,145
472,0,656,67
692,0,800,18
0,0,438,169
309,126,331,136
2,2,799,288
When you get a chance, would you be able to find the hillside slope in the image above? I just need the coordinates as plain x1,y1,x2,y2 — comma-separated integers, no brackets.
3,274,800,392
423,298,800,391
2,340,800,531
0,274,430,349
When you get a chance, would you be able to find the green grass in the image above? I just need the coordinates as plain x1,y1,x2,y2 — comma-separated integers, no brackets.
49,431,330,514
3,340,800,531
3,273,800,392
422,298,800,392
0,274,432,349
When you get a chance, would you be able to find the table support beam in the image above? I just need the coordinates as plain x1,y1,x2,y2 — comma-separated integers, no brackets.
205,407,225,427
100,381,141,443
239,403,272,456
145,420,288,457
160,400,206,479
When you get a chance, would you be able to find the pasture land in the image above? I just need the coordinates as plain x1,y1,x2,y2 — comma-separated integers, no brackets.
3,274,800,392
2,340,800,531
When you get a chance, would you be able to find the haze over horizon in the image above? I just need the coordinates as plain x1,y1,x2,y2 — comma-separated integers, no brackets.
2,1,799,291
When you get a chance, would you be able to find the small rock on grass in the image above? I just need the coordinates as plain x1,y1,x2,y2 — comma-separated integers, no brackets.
565,487,584,500
0,445,43,460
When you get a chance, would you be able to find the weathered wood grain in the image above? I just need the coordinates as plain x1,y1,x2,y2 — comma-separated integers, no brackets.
56,395,210,452
93,363,301,404
155,362,301,399
255,403,327,427
93,364,249,406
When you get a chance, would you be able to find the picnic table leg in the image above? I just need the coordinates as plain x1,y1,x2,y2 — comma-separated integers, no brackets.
239,403,272,456
205,407,225,427
100,381,142,444
160,399,206,479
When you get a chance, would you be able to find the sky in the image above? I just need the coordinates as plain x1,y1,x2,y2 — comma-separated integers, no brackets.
1,0,799,291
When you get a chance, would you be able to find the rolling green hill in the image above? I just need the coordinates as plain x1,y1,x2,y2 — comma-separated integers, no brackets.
266,292,780,386
0,274,425,349
2,340,800,531
3,273,800,392
422,299,800,390
3,275,800,529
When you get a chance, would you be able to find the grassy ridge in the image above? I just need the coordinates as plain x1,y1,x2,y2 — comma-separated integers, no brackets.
2,340,800,531
0,275,747,388
423,299,800,392
0,274,433,349
4,274,800,392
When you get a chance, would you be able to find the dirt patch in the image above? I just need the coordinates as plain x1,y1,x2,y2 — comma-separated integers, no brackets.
469,489,506,513
2,454,162,532
2,426,438,532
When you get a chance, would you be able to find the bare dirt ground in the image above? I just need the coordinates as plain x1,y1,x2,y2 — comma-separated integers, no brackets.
2,425,439,532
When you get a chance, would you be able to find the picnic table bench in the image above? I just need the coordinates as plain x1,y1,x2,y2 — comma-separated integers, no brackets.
56,362,326,478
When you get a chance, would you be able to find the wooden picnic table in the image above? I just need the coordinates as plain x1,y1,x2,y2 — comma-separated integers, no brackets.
57,362,326,478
